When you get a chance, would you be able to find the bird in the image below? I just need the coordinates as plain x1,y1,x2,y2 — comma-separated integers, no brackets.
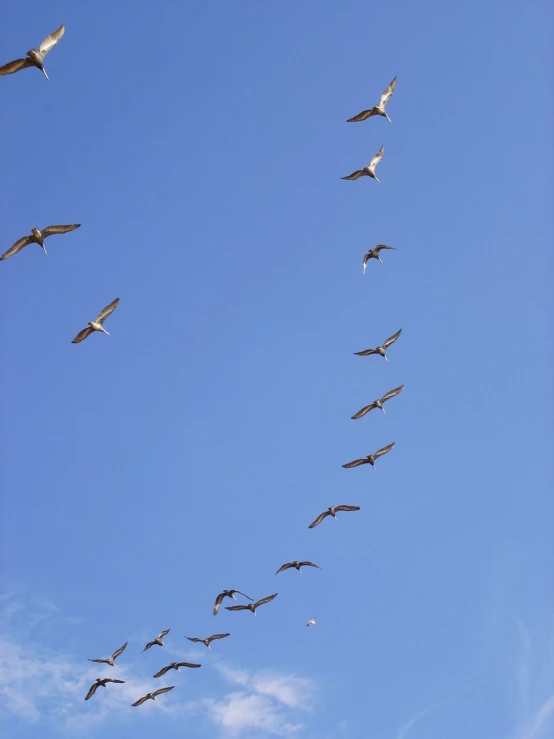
84,677,125,701
72,298,120,344
362,245,397,273
308,505,360,529
342,442,396,471
142,629,170,653
1,224,80,261
0,24,65,80
342,145,384,182
225,593,278,616
275,561,321,575
351,385,405,420
347,77,397,123
354,329,402,360
87,642,127,667
132,686,174,707
184,633,230,649
213,589,253,616
153,662,201,678
306,618,317,627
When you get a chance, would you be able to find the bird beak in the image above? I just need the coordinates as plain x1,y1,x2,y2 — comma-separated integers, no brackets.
385,113,391,123
384,355,388,361
42,67,49,81
381,407,386,413
374,176,380,183
42,245,47,255
378,257,383,264
102,328,110,335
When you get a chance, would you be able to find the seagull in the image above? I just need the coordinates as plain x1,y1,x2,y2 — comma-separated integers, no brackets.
132,686,174,707
306,618,317,627
362,245,397,273
72,298,120,344
308,505,360,529
142,629,170,653
342,442,395,470
1,224,80,261
84,677,125,701
153,662,201,678
342,145,384,182
275,561,321,575
213,589,253,616
347,77,397,123
354,329,402,360
184,633,230,649
87,642,127,667
351,385,405,419
225,593,278,616
0,24,65,80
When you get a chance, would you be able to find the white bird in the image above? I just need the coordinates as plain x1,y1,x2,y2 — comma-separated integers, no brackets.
306,617,317,627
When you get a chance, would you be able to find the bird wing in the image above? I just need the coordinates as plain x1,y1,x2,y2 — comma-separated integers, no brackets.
111,642,128,661
375,244,396,252
132,694,150,706
351,402,377,420
379,76,397,108
105,679,125,685
213,592,225,615
255,593,278,608
84,682,99,700
335,505,361,513
177,662,201,669
374,442,395,459
157,629,170,639
368,146,384,171
42,223,80,238
232,589,254,601
71,326,94,344
346,108,377,123
353,348,378,356
87,658,107,664
299,561,321,569
96,298,120,325
308,510,330,529
225,604,249,611
185,636,202,643
342,458,369,468
153,686,174,698
383,328,402,348
153,665,172,678
275,562,295,575
39,24,65,55
341,169,366,180
381,384,405,403
208,633,230,641
0,58,34,75
0,236,34,260
142,640,155,652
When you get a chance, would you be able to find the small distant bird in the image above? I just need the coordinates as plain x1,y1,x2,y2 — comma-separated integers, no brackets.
347,77,397,123
72,298,120,344
354,329,402,360
275,561,321,575
84,677,125,701
132,686,174,707
362,245,397,273
342,145,384,182
309,505,360,529
342,442,395,470
153,662,201,678
351,385,405,420
142,629,170,653
1,224,80,261
225,593,278,616
213,589,253,616
185,633,230,649
0,24,65,80
87,642,127,667
306,618,317,627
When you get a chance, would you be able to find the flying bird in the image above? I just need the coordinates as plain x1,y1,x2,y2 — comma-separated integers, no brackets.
342,145,384,182
306,618,317,627
142,629,170,653
1,224,80,261
275,561,321,575
362,245,397,273
351,385,405,420
153,662,201,678
87,642,127,667
184,633,230,649
225,593,278,616
342,442,396,471
354,329,402,360
132,686,174,707
84,677,124,701
308,505,360,529
0,24,65,80
213,589,253,616
347,77,397,123
72,298,120,344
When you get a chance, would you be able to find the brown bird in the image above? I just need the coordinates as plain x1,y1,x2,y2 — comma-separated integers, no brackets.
84,677,125,701
213,589,253,616
225,593,278,616
153,661,201,678
184,633,230,649
132,686,174,707
351,385,405,419
342,442,396,471
347,77,397,123
362,245,397,273
354,329,402,360
0,24,65,80
342,145,384,182
72,298,120,343
142,629,170,653
1,224,80,261
308,505,360,529
275,561,321,575
87,642,127,667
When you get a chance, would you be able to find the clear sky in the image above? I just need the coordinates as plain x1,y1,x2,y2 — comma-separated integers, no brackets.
1,1,553,738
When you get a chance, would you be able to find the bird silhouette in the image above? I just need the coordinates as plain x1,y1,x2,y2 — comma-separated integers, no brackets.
0,24,65,80
1,224,80,261
362,245,397,273
308,505,360,529
347,77,397,123
225,593,278,616
342,145,384,182
153,662,201,678
275,561,321,575
351,385,405,419
84,678,124,701
213,589,253,616
72,298,120,343
342,442,396,470
354,329,402,360
132,686,174,707
142,629,170,653
184,633,230,649
87,642,127,667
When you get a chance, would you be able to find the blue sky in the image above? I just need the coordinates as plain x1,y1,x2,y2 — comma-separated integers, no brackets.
0,1,552,737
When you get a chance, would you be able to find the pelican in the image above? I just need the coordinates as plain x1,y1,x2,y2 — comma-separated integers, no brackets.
342,145,384,182
351,385,405,419
225,593,278,616
153,662,201,678
142,629,170,653
132,686,174,707
354,329,402,360
184,633,230,649
87,642,127,667
0,24,65,80
306,618,317,627
362,245,397,273
275,561,321,575
84,677,124,701
347,77,397,123
213,589,253,616
342,442,395,470
72,298,120,343
308,505,360,529
1,224,80,261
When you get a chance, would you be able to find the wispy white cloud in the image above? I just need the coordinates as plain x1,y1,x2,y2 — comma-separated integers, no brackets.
395,706,434,739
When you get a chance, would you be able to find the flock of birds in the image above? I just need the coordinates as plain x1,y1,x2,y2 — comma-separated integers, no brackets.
2,24,404,712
